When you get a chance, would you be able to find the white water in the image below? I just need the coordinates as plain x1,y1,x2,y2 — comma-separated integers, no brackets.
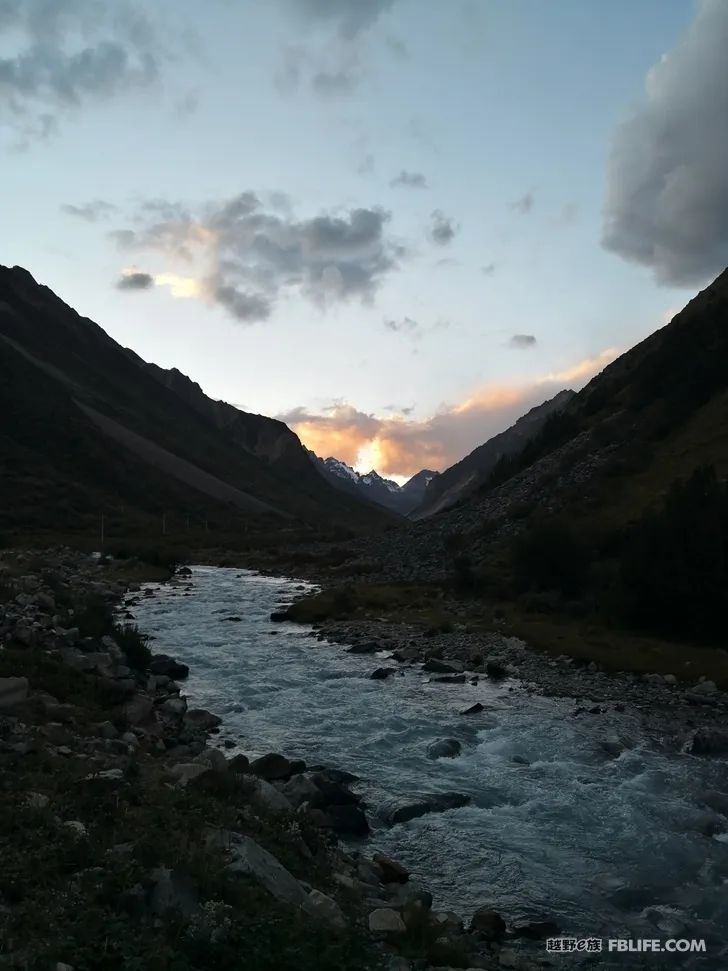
130,567,728,968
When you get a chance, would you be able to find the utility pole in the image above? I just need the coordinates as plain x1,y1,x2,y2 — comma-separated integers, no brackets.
162,512,167,536
100,512,105,550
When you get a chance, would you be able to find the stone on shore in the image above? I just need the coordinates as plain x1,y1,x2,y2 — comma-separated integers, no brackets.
373,852,409,884
249,752,293,781
469,907,506,940
0,677,29,709
368,908,406,936
427,738,462,760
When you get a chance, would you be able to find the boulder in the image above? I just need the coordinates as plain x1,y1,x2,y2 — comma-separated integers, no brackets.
270,611,289,622
368,908,406,936
228,753,250,774
160,697,187,719
193,748,228,772
432,674,467,684
469,907,506,940
373,852,409,884
149,654,189,680
184,709,222,732
370,667,396,680
693,680,718,695
427,738,461,760
321,804,370,836
305,889,347,930
485,659,507,680
461,703,484,715
249,752,292,781
169,763,210,787
688,728,728,755
0,677,29,710
123,695,154,726
423,659,463,674
389,792,471,825
244,777,293,815
347,642,381,654
221,832,310,907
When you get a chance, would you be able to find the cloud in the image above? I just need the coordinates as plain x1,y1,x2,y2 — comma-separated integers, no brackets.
281,0,398,40
390,170,428,189
284,347,618,477
275,0,398,96
61,200,117,222
384,316,419,334
508,334,537,349
0,0,163,139
106,191,402,322
481,262,496,276
116,270,154,291
429,209,458,246
602,0,728,286
510,192,534,215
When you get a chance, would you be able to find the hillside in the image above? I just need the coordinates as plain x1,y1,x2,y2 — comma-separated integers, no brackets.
346,266,728,587
309,453,438,515
411,390,574,519
0,266,390,547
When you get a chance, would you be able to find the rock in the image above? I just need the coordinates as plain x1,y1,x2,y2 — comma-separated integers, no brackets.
219,831,310,906
692,680,718,695
663,674,678,685
389,793,471,824
161,697,187,719
184,709,222,732
169,763,210,787
485,660,507,680
228,754,250,774
512,919,561,939
371,667,397,680
270,611,289,622
322,804,370,836
249,752,292,781
149,654,189,680
347,641,381,654
37,592,56,611
23,791,50,810
432,674,467,684
469,907,506,940
177,567,192,577
305,889,347,930
282,773,323,808
373,852,409,884
701,790,728,815
0,676,29,710
688,728,728,755
423,659,463,674
123,695,154,726
427,738,461,760
431,910,464,934
369,908,406,936
244,777,293,815
600,736,624,759
223,616,242,622
62,820,87,838
461,703,485,715
149,866,199,917
194,748,228,772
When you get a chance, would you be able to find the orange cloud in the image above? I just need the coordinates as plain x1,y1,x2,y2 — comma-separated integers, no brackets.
284,347,619,478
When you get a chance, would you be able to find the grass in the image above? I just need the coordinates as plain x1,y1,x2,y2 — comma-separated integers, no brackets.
284,582,453,630
496,606,728,687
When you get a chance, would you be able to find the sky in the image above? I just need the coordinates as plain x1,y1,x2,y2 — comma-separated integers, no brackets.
1,0,726,481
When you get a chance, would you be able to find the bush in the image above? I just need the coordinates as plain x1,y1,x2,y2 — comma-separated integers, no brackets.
75,595,114,639
513,519,591,598
618,466,728,641
112,623,152,670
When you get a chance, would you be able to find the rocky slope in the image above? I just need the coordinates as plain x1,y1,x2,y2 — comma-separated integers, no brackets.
0,265,389,544
411,390,574,519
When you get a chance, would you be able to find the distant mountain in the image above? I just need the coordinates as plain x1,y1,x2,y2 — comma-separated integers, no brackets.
0,265,390,544
411,390,575,519
309,453,439,515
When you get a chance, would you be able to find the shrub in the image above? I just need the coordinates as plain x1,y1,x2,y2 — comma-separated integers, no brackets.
512,518,591,598
112,623,152,671
75,595,114,639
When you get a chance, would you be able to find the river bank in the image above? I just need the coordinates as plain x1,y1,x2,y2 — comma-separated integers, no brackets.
1,548,562,971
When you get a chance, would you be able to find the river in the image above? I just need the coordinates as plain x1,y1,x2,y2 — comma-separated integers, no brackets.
128,566,728,968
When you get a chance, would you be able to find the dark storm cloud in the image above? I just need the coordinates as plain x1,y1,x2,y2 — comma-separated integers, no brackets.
429,210,458,246
0,0,163,138
390,170,428,189
116,271,154,290
107,192,403,323
602,0,728,286
508,334,537,349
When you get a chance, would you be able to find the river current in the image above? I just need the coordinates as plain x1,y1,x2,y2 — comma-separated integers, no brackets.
128,567,728,968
